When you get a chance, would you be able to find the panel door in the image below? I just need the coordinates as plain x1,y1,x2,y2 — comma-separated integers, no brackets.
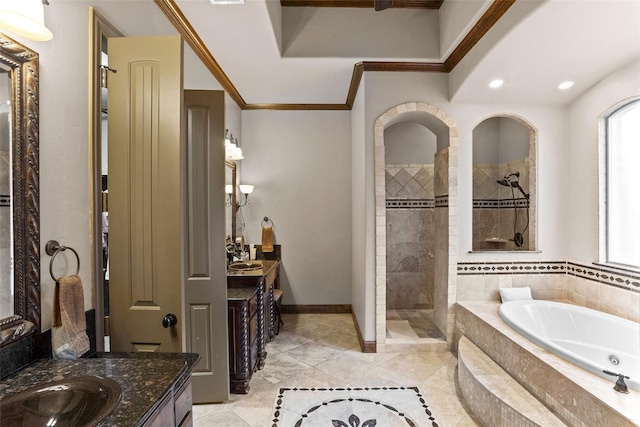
108,35,183,353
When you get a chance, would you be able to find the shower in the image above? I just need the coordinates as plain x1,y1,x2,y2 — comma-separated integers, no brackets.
497,172,530,247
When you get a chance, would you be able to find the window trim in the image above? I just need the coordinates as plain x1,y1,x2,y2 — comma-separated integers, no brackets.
599,97,640,270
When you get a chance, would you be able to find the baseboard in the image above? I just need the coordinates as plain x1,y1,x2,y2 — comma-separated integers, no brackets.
351,311,376,353
281,304,352,314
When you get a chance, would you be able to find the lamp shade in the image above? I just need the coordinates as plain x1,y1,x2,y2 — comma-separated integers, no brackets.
239,185,254,195
0,0,53,41
225,185,233,194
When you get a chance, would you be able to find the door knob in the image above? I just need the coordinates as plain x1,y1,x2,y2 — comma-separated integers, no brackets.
162,313,178,328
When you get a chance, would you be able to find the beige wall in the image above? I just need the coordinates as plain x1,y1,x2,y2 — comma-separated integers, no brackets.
239,110,353,306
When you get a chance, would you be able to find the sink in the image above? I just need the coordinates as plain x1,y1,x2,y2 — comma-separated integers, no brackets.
228,262,262,271
0,375,122,426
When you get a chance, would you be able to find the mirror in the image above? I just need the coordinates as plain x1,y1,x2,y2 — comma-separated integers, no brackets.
225,160,237,241
0,33,40,346
472,116,536,251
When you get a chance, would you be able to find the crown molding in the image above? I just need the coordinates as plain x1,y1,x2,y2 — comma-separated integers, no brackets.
154,0,514,111
280,0,444,9
154,0,247,109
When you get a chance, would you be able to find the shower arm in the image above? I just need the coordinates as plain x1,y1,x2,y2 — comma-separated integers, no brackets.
514,183,530,199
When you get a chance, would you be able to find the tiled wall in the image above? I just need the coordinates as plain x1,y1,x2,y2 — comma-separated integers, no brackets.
472,159,533,251
457,260,640,322
374,102,459,350
385,164,434,310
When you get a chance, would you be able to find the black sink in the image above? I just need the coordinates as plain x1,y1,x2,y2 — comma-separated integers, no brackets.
0,375,122,426
228,262,262,271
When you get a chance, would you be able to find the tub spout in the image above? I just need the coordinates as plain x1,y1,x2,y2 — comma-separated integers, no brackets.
603,370,630,394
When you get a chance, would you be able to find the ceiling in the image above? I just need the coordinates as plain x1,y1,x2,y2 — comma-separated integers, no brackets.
88,0,640,108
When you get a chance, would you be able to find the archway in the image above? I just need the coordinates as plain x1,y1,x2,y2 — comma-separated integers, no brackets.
373,102,458,352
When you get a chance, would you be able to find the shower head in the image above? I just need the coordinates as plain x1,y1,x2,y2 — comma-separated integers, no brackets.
497,172,521,188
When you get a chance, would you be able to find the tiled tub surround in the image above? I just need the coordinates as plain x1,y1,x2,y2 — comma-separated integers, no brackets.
456,260,639,323
455,302,640,427
472,160,533,251
385,164,435,310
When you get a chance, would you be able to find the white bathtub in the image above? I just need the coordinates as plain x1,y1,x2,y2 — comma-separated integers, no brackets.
499,299,640,391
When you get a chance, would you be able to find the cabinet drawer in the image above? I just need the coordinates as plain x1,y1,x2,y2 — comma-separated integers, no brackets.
175,379,192,427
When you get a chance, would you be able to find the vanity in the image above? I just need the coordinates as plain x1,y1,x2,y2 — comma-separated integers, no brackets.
227,259,280,394
0,352,200,426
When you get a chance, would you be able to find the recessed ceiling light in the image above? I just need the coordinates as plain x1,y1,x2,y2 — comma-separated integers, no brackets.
489,79,504,88
210,0,244,4
558,81,574,90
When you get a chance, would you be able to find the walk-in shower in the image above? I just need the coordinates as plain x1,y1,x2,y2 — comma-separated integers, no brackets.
497,172,530,247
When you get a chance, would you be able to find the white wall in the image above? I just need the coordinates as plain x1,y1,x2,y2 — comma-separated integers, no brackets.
239,110,352,306
567,59,640,263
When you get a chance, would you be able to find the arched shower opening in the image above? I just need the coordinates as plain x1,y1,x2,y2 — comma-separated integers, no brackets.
374,103,459,352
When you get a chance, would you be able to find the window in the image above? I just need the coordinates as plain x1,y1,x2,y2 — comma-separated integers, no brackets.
606,99,640,269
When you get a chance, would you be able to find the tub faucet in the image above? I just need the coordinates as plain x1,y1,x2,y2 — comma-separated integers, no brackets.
603,370,630,394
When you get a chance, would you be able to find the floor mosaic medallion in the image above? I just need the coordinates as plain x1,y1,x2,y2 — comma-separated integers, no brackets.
271,386,441,427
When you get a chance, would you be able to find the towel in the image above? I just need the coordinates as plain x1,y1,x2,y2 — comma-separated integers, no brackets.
499,286,533,303
52,275,90,359
262,226,274,253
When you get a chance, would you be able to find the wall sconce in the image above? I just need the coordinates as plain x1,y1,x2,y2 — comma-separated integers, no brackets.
225,129,244,161
225,184,254,211
0,0,53,41
237,185,254,209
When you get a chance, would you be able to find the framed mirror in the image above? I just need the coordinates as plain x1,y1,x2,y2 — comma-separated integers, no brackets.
225,159,237,241
472,115,536,251
0,33,40,346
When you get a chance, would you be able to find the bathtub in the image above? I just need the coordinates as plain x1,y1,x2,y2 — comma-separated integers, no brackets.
499,299,640,391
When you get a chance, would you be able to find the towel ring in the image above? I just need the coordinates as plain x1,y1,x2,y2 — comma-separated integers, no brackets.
46,240,80,281
261,216,273,228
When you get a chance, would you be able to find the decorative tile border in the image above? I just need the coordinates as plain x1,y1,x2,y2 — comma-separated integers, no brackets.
0,194,10,207
472,198,530,209
386,199,434,209
567,261,640,293
457,261,566,275
457,260,640,294
435,195,448,208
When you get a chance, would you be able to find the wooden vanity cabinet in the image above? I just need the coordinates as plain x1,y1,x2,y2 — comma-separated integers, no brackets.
226,260,280,394
227,287,260,394
143,378,193,427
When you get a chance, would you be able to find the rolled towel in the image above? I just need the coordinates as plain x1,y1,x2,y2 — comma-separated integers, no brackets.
52,275,90,359
262,226,274,253
499,286,533,303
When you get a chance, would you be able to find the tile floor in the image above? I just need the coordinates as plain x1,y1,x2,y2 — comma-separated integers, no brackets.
192,313,479,426
386,308,443,339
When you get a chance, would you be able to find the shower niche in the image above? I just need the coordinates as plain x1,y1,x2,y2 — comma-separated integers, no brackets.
472,116,536,251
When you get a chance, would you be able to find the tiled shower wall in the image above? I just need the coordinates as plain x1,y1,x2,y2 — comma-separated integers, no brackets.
472,159,532,251
457,260,640,322
385,164,434,310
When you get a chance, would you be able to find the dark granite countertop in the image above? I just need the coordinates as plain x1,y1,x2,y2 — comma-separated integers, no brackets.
0,352,199,426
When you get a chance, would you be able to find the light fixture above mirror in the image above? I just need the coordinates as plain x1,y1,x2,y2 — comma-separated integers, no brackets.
225,129,244,160
0,0,53,41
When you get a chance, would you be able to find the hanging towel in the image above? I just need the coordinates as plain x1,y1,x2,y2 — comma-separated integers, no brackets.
262,226,274,253
52,275,90,359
